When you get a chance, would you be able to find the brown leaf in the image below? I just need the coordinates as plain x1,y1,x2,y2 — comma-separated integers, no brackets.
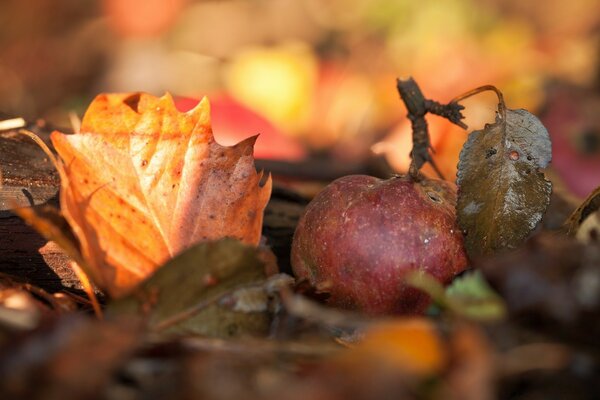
563,185,600,240
50,93,272,297
108,239,286,338
457,109,552,257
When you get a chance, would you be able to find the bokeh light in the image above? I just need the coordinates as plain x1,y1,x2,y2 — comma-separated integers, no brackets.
0,0,598,196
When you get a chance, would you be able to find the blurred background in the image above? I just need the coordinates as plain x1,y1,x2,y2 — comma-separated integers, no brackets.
0,0,599,198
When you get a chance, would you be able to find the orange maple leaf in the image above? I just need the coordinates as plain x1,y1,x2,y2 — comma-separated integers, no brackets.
49,93,272,297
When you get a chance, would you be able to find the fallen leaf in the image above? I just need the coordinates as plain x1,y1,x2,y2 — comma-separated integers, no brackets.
575,210,600,244
50,93,272,297
108,239,289,338
457,108,552,257
563,185,600,240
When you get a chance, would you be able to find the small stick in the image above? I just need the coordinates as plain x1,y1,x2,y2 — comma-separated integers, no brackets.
396,77,467,180
68,111,81,134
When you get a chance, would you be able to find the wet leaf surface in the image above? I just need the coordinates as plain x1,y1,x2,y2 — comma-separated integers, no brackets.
457,108,552,257
108,239,288,338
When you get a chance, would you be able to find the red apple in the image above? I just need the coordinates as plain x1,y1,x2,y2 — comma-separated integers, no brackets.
174,94,306,161
291,175,468,315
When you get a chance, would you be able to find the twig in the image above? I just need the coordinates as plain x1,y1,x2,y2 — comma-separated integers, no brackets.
280,289,371,331
181,336,341,358
396,77,467,180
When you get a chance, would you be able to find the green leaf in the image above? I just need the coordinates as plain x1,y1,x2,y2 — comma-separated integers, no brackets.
457,108,552,257
445,271,506,320
446,270,496,299
407,270,506,321
108,239,291,338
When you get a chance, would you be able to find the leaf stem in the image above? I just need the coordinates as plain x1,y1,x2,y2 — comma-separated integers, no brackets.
17,129,63,177
451,85,506,121
70,261,103,319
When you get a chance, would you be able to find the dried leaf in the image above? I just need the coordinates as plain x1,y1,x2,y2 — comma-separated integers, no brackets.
575,210,600,244
563,185,600,240
108,239,287,338
50,93,272,297
457,109,552,256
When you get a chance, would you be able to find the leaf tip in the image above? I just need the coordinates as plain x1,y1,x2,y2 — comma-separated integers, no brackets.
188,96,212,126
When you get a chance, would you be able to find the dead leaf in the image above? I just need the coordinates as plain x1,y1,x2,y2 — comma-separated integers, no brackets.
563,185,600,241
575,210,600,244
457,108,552,257
50,93,272,297
108,239,288,338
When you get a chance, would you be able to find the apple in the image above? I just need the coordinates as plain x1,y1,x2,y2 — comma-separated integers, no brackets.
291,174,468,315
174,94,306,161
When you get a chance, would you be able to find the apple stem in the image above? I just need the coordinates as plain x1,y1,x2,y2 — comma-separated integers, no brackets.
396,77,466,181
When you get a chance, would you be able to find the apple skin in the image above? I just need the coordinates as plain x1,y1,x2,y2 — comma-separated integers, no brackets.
291,175,468,315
